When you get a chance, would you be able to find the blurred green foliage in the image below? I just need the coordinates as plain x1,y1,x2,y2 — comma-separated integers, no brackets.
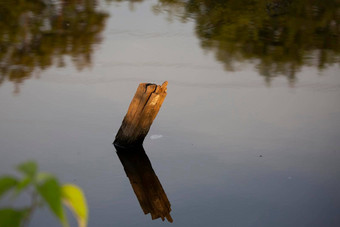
0,0,108,92
0,161,88,227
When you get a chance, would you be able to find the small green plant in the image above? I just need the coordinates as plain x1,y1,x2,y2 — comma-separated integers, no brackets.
0,161,88,227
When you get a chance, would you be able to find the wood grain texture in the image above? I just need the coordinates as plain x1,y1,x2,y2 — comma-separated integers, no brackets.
114,81,168,147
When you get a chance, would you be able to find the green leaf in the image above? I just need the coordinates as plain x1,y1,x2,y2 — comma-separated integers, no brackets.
36,172,54,184
62,184,88,227
37,177,68,227
0,176,18,198
14,177,32,197
0,208,28,227
17,161,37,178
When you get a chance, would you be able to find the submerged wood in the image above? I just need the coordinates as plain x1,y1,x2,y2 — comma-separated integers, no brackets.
116,146,173,222
114,81,168,147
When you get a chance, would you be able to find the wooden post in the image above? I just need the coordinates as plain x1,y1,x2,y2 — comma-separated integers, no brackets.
116,146,173,222
114,81,168,148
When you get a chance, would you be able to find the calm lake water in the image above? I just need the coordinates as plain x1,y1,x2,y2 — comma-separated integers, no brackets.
1,0,340,226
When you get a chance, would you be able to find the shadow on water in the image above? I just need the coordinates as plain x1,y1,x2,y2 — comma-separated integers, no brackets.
115,145,173,223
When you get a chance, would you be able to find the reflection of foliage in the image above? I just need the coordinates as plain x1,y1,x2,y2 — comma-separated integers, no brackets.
183,0,340,83
0,0,108,90
2,0,339,88
119,0,340,83
106,0,144,12
152,0,188,23
0,161,88,227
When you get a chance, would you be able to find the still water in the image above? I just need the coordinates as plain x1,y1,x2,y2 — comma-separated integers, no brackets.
0,0,339,226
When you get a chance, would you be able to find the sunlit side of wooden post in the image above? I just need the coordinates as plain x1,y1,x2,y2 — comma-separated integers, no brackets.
114,81,168,148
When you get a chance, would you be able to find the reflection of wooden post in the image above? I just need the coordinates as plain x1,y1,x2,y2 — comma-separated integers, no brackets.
116,146,173,222
114,81,168,148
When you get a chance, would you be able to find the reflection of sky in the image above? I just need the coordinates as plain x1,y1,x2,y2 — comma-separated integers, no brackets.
0,0,340,226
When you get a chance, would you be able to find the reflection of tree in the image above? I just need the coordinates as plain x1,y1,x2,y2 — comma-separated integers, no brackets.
182,0,340,83
117,0,340,83
152,0,188,22
0,0,108,92
2,0,339,89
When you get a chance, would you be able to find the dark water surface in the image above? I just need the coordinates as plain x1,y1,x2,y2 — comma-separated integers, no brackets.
0,0,340,226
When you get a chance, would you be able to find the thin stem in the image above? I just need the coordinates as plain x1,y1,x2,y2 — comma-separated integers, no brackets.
21,192,40,227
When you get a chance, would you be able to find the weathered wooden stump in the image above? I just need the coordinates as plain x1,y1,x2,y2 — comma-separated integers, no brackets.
116,146,173,222
113,81,171,221
114,81,168,148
